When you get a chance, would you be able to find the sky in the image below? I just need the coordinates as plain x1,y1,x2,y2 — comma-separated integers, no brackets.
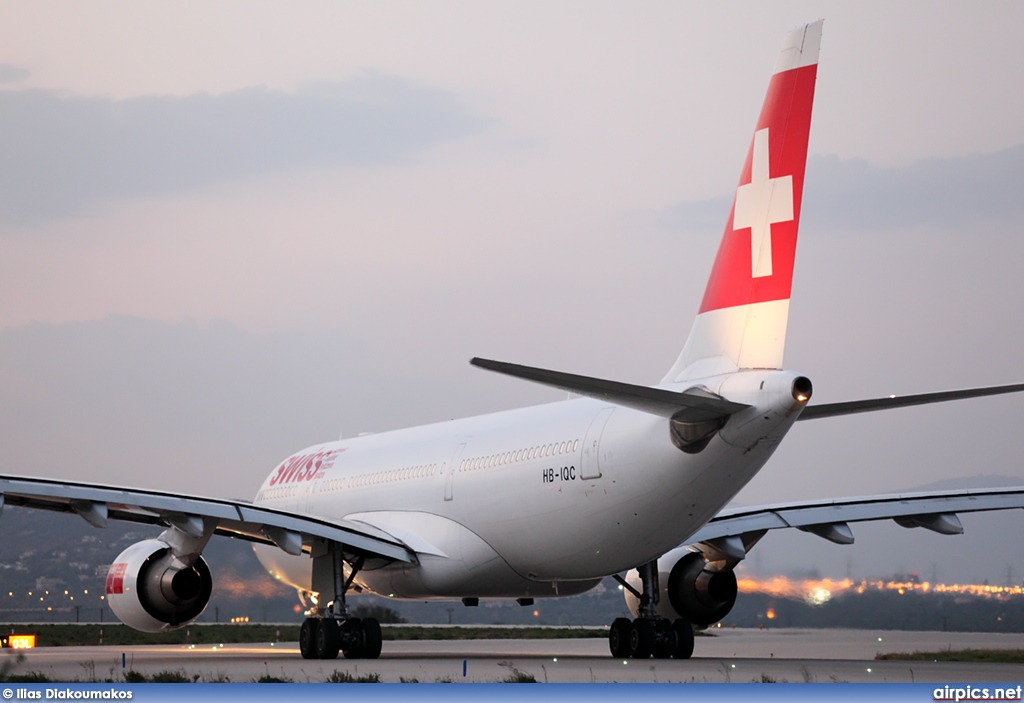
1,2,1024,584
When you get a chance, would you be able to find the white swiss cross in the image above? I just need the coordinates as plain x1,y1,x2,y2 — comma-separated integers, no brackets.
733,128,794,278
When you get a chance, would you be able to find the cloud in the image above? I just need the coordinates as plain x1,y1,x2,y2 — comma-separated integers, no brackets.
0,64,29,83
0,75,488,226
655,145,1024,234
803,146,1024,230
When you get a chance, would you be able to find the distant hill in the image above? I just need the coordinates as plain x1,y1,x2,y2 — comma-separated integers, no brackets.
0,505,296,624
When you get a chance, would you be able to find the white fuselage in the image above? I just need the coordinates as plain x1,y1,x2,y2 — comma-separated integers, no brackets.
252,369,806,601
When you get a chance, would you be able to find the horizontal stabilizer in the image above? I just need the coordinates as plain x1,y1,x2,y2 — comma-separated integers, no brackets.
799,382,1024,420
470,357,749,422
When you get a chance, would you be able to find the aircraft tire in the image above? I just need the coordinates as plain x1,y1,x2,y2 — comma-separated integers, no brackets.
672,619,694,659
652,619,675,659
608,617,632,658
299,618,318,660
342,617,365,659
315,618,341,660
629,619,656,659
361,618,383,660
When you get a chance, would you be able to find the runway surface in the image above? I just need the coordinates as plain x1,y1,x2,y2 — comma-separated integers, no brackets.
6,628,1024,683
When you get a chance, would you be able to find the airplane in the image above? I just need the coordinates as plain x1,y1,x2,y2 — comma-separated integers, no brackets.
3,19,1024,662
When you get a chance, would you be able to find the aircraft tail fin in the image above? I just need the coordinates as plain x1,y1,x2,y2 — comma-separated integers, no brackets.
663,21,822,383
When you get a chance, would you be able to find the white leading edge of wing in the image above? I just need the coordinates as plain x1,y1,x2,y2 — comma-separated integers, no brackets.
687,486,1024,547
0,474,415,564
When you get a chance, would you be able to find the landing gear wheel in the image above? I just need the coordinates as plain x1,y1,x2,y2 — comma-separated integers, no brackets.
652,619,675,659
672,619,694,659
629,619,656,659
299,618,318,660
342,617,365,659
609,617,631,658
315,618,341,660
361,618,382,660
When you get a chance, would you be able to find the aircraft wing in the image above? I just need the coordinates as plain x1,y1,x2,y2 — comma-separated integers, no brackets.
685,486,1024,560
0,474,415,563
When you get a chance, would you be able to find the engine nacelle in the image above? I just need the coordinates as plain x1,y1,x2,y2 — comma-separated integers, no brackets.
666,552,737,627
105,539,213,632
624,551,738,627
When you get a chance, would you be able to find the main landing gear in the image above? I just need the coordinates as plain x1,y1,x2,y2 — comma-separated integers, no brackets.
609,561,694,659
299,545,383,660
299,615,382,660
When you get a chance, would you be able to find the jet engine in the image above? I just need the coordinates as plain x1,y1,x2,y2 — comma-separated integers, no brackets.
625,551,737,627
105,539,213,632
665,552,737,626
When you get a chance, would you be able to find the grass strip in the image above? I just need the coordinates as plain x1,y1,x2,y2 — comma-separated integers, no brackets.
876,648,1024,663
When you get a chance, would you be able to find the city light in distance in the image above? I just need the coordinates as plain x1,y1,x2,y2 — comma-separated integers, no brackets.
738,576,1024,604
